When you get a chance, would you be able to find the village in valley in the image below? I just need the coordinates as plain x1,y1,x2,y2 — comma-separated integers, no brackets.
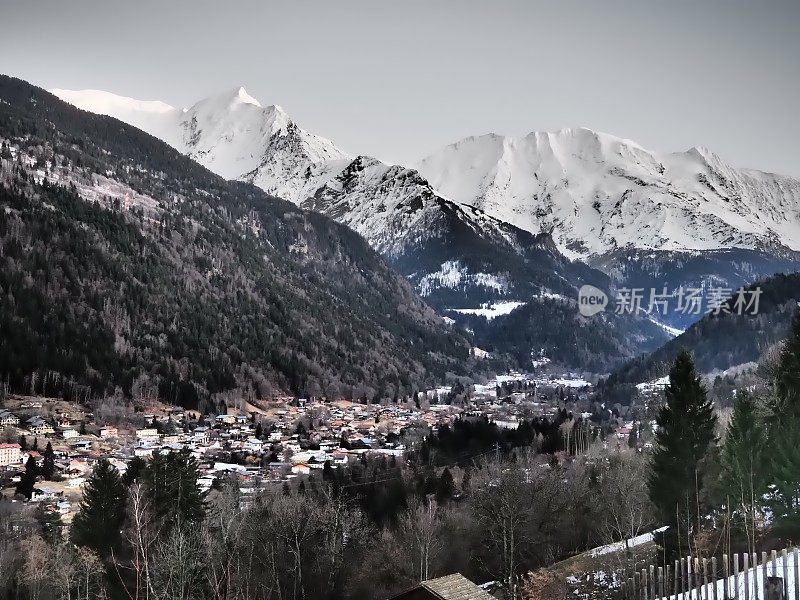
0,364,648,526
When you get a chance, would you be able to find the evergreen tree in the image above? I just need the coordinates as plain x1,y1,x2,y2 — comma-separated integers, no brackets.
71,459,127,557
15,455,38,499
648,350,718,541
121,455,147,486
718,391,766,549
18,434,27,451
42,441,56,480
435,467,455,503
774,308,800,418
627,426,638,449
767,415,800,538
767,313,800,536
143,450,205,529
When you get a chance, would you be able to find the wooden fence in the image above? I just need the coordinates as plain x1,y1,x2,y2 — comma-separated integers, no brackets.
620,549,799,600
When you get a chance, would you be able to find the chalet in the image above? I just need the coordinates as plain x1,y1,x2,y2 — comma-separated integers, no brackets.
61,427,79,440
388,574,493,600
136,428,159,441
0,409,19,427
26,416,54,436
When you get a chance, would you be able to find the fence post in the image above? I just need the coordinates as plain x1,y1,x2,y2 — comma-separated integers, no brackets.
764,552,770,600
781,550,788,600
713,557,719,600
682,557,687,600
744,553,750,600
724,555,729,600
734,553,740,600
793,548,799,600
652,566,657,600
635,571,641,600
643,568,649,600
697,558,703,600
660,567,665,600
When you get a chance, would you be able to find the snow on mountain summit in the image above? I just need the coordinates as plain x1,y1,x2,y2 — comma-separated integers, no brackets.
51,86,800,267
416,127,800,258
51,86,349,200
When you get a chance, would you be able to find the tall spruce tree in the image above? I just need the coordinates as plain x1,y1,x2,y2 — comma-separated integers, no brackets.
648,350,718,541
15,455,38,499
767,307,800,536
768,416,800,537
718,391,766,550
775,308,800,418
143,450,205,529
42,441,55,480
71,458,127,557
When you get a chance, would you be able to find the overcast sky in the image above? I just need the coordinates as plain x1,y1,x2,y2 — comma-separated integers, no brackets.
2,0,799,175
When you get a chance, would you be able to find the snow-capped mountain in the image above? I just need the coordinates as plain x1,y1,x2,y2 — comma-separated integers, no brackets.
416,127,800,259
52,86,597,308
52,86,800,338
51,87,349,202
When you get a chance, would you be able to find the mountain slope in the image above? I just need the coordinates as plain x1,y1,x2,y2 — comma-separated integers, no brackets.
0,75,473,407
603,272,800,388
416,128,800,259
51,87,611,312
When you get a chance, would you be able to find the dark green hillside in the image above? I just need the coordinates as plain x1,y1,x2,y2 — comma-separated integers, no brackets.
0,75,472,409
603,272,800,389
452,297,669,372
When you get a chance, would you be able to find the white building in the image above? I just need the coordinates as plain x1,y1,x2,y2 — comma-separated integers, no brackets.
0,443,21,466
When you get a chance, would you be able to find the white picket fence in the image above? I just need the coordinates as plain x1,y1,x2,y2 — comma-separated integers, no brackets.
620,549,799,600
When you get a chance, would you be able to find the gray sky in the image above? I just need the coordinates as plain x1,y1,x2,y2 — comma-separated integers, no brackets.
2,0,799,176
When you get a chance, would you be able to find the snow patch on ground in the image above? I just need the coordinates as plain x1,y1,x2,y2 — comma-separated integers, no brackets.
450,301,525,320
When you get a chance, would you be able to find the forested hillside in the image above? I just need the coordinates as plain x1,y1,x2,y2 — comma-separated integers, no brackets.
0,75,473,409
449,298,669,372
603,272,800,388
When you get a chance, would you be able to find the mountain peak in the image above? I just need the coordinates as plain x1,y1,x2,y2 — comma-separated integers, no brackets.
233,86,261,107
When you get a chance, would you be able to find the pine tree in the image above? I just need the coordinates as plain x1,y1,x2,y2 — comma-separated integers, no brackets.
71,459,127,557
718,391,766,549
436,467,455,502
121,455,147,486
774,308,800,418
648,350,718,540
143,450,205,529
768,415,800,538
627,426,638,449
15,455,38,499
767,311,800,536
42,441,56,480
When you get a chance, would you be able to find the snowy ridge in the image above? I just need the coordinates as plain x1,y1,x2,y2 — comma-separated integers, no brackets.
416,128,800,259
51,86,350,201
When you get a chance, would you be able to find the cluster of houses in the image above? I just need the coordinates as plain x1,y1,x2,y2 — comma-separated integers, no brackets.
0,370,639,522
